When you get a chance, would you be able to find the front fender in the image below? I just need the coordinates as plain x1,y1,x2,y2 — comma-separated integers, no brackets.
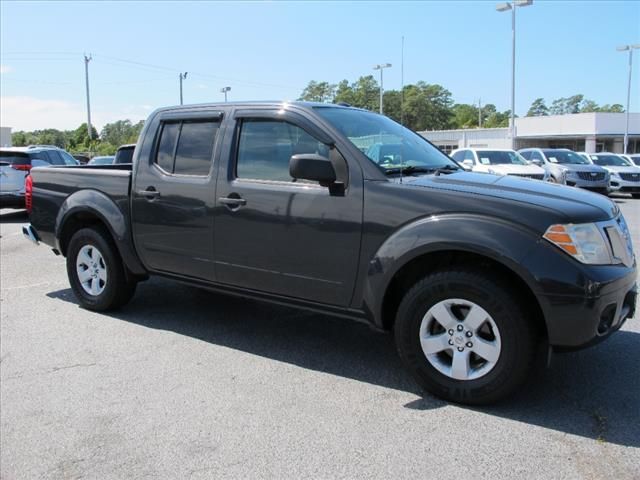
362,214,544,328
55,189,146,275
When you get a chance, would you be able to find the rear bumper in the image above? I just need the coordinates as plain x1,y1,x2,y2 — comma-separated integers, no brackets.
0,191,25,208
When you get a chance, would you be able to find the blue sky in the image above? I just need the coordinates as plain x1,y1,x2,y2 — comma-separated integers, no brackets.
1,0,639,131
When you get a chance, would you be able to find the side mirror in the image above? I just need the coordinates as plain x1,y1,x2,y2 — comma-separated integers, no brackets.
290,154,336,184
531,159,542,166
462,159,474,169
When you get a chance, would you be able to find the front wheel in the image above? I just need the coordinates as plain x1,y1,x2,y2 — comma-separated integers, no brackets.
66,227,137,311
394,270,537,405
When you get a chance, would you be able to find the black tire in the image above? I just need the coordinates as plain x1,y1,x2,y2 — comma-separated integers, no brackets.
394,269,537,405
66,227,137,311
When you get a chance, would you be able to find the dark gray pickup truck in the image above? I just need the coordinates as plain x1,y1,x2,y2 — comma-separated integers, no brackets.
23,102,637,404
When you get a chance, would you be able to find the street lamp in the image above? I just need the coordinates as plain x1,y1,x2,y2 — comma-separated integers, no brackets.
616,44,640,154
220,86,231,102
373,63,392,114
496,0,533,149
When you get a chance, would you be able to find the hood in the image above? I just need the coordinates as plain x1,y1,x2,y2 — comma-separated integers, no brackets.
486,164,546,175
556,163,607,173
394,171,618,224
601,165,640,174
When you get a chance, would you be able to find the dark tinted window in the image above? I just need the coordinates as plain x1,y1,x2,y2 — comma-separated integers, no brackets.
173,121,218,175
236,120,327,182
155,122,180,172
59,150,79,165
115,146,134,164
520,151,531,160
46,150,66,166
29,151,52,164
0,151,30,166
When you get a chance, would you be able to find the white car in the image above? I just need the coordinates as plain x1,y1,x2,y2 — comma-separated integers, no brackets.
451,148,548,180
579,152,640,198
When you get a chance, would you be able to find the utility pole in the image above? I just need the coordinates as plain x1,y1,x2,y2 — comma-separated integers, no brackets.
84,54,92,140
179,72,188,105
478,98,482,128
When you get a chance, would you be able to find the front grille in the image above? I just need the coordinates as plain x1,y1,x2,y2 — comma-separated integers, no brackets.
620,172,640,182
577,171,605,181
511,173,544,180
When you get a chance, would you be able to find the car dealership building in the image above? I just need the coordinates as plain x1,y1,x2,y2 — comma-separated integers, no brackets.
419,112,640,154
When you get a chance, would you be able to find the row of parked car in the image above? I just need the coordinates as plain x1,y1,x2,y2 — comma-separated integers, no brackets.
0,144,135,208
450,147,640,198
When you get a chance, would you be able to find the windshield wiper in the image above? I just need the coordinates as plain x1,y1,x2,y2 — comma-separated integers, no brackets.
383,164,461,176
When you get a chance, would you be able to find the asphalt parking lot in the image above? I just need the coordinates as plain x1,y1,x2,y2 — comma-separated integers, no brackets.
1,195,639,479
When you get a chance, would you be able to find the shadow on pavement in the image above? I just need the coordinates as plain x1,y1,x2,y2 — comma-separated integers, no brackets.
0,209,28,224
47,276,640,448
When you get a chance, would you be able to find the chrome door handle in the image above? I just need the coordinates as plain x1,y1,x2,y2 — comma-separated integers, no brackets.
137,189,160,199
218,196,246,206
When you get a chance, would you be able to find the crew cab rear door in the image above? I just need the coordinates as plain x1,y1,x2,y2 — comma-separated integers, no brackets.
131,109,224,281
213,108,364,307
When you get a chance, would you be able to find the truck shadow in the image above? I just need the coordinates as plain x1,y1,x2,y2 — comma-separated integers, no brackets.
47,276,640,448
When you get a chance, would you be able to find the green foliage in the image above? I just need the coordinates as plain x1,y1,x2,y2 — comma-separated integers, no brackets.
526,98,549,117
298,81,336,103
452,103,480,128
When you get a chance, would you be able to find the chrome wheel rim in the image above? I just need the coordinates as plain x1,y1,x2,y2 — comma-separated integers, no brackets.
419,298,501,381
76,245,107,296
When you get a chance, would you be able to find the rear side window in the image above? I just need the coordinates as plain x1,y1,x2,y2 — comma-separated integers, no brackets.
154,120,218,176
115,147,134,164
45,150,65,166
520,151,531,160
29,151,52,164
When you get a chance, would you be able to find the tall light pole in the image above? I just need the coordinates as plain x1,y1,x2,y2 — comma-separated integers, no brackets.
220,86,231,102
179,72,188,105
84,54,93,140
617,44,640,154
496,0,533,149
373,63,392,114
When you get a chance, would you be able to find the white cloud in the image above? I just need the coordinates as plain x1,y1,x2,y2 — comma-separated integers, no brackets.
0,96,148,131
0,65,13,74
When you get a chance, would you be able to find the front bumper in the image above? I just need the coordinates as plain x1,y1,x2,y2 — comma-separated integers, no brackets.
566,176,609,191
609,178,640,193
522,241,637,349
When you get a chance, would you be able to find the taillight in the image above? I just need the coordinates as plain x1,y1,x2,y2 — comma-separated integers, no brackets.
11,164,31,171
25,175,33,213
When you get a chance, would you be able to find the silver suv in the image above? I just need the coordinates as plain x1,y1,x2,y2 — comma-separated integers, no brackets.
518,148,609,194
0,147,78,208
580,152,640,199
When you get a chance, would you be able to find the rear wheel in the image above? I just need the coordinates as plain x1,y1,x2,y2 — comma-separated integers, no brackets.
66,227,137,311
394,270,537,405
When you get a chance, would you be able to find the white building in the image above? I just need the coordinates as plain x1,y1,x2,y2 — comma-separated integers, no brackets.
420,112,640,154
0,126,11,147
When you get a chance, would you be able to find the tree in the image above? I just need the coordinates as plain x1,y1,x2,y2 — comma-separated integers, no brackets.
402,82,454,131
73,123,99,149
452,103,480,128
100,120,135,147
333,79,356,105
526,98,548,117
298,81,336,103
598,104,624,113
579,99,599,113
550,94,584,115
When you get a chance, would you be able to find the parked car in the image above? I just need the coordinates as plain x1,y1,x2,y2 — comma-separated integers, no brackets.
73,154,91,164
627,154,640,166
450,148,547,180
518,148,609,193
581,152,640,199
114,144,135,164
23,102,637,405
0,146,77,208
88,155,116,166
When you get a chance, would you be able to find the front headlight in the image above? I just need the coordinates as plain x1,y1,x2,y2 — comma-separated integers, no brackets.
543,223,613,264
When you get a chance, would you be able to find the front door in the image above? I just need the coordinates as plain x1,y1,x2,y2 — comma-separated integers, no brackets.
213,109,363,306
131,111,223,281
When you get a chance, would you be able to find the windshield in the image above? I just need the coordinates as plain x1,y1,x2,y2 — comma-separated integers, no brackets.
543,150,589,165
590,154,631,166
475,150,527,165
89,156,114,165
314,107,459,174
631,156,640,166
